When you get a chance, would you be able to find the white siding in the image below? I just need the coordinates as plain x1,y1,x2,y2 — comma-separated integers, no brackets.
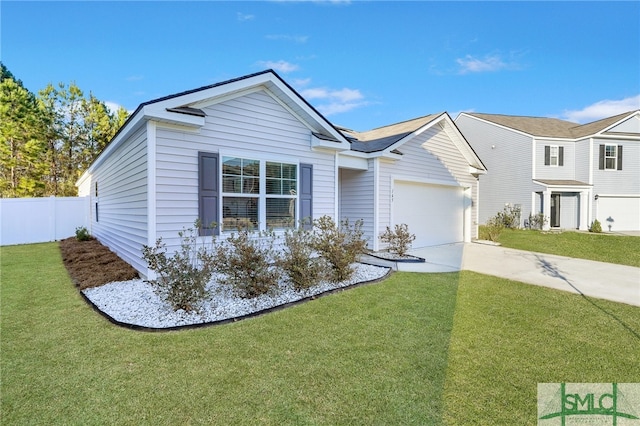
87,126,148,274
574,139,591,184
339,163,375,247
592,138,640,195
535,140,576,181
456,114,534,225
609,115,640,133
154,90,336,247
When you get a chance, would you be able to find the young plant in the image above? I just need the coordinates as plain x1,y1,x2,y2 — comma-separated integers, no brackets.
483,215,505,242
589,219,603,233
215,228,281,298
279,225,323,291
75,226,92,241
528,213,548,230
379,223,416,257
312,216,367,283
141,222,216,312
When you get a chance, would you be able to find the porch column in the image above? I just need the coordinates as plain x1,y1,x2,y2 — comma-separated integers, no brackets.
578,190,589,231
542,190,551,230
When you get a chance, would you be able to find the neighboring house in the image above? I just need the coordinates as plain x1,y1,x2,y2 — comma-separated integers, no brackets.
455,110,640,232
77,70,486,277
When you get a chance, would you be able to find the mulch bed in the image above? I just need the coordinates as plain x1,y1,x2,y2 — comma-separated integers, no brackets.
59,237,139,290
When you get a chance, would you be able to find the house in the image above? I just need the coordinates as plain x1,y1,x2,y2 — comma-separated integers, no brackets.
455,110,640,231
77,70,486,277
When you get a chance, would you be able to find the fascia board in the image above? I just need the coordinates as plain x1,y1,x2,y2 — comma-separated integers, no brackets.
142,106,206,127
440,114,488,171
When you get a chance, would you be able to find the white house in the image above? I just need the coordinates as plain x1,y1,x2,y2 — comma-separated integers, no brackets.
78,70,486,276
456,111,640,231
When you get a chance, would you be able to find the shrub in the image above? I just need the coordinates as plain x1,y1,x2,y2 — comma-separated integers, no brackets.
75,226,92,241
141,223,215,312
312,216,367,283
589,219,602,233
379,223,416,257
528,213,548,230
483,215,505,242
215,229,281,298
495,204,521,229
279,226,323,291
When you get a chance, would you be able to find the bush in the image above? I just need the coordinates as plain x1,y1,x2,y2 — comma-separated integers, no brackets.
75,226,92,241
495,205,521,229
279,226,323,291
527,213,548,230
589,219,602,233
215,229,281,298
379,223,416,257
483,216,505,242
141,223,215,312
312,216,367,283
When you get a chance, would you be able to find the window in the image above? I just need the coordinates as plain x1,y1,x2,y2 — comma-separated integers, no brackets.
544,145,563,166
221,157,297,231
604,145,617,170
599,144,623,171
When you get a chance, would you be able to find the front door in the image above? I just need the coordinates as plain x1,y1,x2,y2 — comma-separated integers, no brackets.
550,194,561,227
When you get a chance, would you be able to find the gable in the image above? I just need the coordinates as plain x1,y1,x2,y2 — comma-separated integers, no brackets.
606,114,640,134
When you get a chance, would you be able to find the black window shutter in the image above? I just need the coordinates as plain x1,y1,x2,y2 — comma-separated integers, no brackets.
299,163,313,230
617,145,623,170
544,146,550,166
558,147,564,166
599,145,605,170
198,152,219,236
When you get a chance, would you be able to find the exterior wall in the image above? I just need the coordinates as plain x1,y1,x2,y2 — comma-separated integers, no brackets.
574,138,591,184
591,137,640,195
609,115,640,133
534,139,576,181
339,164,375,247
82,126,149,273
456,114,534,225
154,90,337,248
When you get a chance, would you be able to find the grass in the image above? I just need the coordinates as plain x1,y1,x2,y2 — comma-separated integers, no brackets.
2,243,639,424
483,228,640,267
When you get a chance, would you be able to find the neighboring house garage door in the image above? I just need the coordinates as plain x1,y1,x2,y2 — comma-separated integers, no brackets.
596,196,640,231
393,180,464,247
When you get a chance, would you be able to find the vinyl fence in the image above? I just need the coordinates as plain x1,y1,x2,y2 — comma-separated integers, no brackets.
0,196,90,246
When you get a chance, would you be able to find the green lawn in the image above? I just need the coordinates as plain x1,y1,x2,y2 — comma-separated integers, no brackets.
487,228,640,267
2,243,639,425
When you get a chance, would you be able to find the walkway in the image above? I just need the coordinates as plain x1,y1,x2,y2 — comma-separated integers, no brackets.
367,242,640,307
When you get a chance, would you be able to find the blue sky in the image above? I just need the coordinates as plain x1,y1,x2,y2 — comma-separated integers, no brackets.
2,1,639,131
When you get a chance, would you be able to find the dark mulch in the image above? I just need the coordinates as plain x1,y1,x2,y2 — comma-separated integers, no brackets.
59,237,139,290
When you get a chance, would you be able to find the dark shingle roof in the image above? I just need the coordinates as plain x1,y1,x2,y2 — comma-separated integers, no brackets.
345,114,442,153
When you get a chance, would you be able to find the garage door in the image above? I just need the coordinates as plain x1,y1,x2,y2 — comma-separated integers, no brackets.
597,196,640,231
393,180,464,247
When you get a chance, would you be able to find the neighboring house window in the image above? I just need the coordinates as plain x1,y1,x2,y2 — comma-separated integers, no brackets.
544,145,563,166
599,144,623,170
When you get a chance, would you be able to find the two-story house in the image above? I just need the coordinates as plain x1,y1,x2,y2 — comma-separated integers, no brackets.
455,110,640,232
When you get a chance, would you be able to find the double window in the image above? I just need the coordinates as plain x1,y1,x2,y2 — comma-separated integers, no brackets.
221,156,297,231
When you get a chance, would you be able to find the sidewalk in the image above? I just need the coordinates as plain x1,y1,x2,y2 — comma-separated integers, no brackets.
392,243,640,307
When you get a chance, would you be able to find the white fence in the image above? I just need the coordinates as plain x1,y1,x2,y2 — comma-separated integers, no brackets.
0,196,90,246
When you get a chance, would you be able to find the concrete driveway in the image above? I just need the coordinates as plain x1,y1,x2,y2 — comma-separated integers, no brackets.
387,242,640,307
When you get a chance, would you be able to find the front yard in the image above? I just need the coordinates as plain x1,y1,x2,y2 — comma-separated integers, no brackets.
1,242,639,424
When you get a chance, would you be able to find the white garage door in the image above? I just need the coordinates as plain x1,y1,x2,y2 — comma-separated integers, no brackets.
597,196,640,231
393,181,464,247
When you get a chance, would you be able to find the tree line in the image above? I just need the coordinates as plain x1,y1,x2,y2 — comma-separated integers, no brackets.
0,63,129,197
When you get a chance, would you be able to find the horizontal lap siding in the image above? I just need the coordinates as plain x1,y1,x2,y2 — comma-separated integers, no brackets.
339,163,375,247
575,139,591,184
592,138,640,194
155,90,335,247
535,140,575,180
456,115,534,224
90,126,148,273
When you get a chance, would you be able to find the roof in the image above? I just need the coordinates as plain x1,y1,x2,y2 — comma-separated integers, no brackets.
534,179,591,187
466,110,640,139
344,114,442,153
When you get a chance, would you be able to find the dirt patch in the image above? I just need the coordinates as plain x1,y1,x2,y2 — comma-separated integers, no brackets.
59,237,139,290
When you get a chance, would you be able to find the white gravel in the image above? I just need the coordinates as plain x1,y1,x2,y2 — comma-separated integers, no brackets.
82,263,390,329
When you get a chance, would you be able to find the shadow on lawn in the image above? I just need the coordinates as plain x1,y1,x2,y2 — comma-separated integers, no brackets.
535,255,640,341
